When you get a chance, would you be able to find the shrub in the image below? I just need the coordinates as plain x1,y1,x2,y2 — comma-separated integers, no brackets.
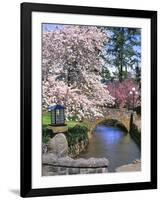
42,127,53,143
66,125,88,157
66,125,88,146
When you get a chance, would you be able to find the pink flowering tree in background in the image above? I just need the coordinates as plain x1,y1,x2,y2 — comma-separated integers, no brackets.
42,25,115,120
106,79,140,109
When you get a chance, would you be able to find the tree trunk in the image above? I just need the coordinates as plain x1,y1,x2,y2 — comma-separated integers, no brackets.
119,28,124,82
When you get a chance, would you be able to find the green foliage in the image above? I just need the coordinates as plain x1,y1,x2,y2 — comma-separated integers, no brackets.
66,125,88,146
42,127,52,143
135,65,141,87
66,120,78,128
42,112,52,143
103,27,141,82
101,67,111,82
42,112,88,144
42,112,51,125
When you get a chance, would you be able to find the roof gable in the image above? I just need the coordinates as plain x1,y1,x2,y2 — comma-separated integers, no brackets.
48,104,65,110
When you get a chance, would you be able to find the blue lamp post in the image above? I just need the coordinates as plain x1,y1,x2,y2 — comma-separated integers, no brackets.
48,104,65,125
48,104,68,134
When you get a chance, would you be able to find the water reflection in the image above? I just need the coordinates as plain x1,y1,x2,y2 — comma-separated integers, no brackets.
80,125,141,172
95,126,124,144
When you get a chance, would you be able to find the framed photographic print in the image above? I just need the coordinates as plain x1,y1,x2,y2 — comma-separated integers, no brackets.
21,2,157,197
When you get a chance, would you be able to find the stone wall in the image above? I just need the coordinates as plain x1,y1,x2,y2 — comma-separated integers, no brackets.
130,113,141,146
115,159,141,172
42,128,141,176
42,154,109,176
42,133,109,176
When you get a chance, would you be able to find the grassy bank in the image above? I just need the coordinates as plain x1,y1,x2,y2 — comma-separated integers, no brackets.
42,112,83,128
42,112,89,156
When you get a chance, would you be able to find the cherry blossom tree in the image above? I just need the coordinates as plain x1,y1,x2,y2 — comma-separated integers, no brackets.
42,25,106,83
106,79,140,109
42,25,114,119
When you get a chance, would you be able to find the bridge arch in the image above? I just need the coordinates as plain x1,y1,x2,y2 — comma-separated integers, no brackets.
88,109,132,134
96,118,128,133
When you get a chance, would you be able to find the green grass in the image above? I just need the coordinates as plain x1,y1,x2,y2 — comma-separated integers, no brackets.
66,120,78,128
42,112,86,128
43,112,51,125
42,112,89,145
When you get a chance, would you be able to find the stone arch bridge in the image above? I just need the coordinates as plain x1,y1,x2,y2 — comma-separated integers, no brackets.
89,109,136,133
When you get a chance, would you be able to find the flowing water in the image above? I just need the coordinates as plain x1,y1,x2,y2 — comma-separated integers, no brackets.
80,125,141,172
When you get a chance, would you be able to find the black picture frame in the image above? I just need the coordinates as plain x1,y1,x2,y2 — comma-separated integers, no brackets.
21,2,157,197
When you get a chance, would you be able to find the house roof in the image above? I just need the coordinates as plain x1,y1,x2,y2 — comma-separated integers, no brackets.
48,104,65,110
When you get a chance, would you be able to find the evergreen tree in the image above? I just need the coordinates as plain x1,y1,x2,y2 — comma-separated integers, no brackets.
101,67,111,83
135,62,141,89
103,27,141,82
